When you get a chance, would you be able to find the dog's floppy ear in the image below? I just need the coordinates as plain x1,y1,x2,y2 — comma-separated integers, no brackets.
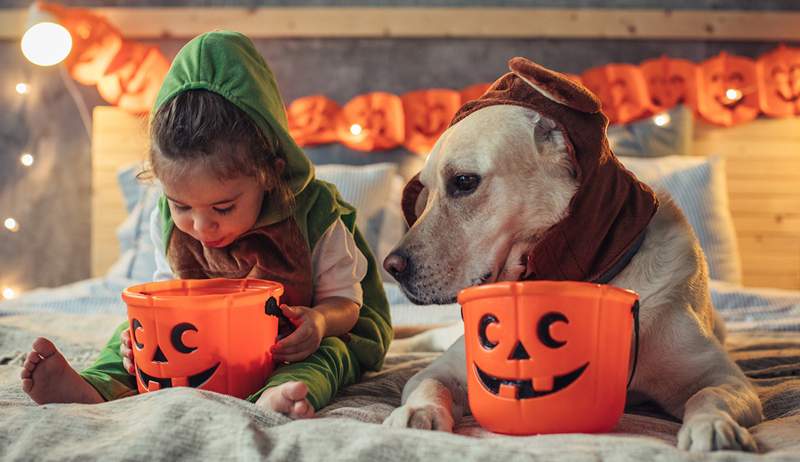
401,173,428,227
509,57,601,114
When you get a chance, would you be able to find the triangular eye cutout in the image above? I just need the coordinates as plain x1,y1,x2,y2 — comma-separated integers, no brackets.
153,346,168,363
509,341,531,360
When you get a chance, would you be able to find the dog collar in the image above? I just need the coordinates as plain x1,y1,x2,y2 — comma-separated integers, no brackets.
590,231,647,285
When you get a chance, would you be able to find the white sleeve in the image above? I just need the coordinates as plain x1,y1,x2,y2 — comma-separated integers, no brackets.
311,218,368,306
149,206,175,281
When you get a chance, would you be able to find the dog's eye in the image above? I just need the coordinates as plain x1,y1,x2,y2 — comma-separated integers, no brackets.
448,174,481,197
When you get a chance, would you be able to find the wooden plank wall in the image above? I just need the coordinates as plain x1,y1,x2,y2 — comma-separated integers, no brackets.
91,106,800,290
693,118,800,290
91,106,149,277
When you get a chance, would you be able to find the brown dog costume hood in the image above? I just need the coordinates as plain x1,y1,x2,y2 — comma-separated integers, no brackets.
401,57,659,283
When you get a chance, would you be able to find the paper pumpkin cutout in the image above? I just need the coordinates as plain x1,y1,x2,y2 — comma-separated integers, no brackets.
97,42,170,114
757,45,800,117
335,92,405,151
581,64,651,124
287,95,341,145
698,52,760,126
401,89,461,155
459,281,638,435
640,56,699,113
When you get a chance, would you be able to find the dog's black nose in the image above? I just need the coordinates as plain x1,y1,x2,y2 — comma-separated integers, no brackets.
383,252,409,281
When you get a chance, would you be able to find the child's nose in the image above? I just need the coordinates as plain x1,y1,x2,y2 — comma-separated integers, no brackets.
194,216,218,234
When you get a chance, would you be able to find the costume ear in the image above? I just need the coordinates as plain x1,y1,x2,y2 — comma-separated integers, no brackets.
401,173,428,227
509,57,601,114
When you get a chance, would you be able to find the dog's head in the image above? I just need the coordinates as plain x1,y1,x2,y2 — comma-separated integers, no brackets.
384,104,577,304
384,57,657,305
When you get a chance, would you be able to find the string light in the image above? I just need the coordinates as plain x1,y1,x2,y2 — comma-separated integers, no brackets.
4,218,19,233
15,82,30,94
349,124,363,136
725,88,743,102
1,287,17,300
20,153,34,167
21,22,73,67
653,113,671,127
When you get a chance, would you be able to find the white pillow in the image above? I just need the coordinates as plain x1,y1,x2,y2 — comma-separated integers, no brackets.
619,155,743,285
315,163,408,283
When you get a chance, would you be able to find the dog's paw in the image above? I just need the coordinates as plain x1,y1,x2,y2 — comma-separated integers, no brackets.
383,403,454,432
678,412,758,452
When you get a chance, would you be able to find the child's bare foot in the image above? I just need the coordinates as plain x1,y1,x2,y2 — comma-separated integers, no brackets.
254,381,315,419
20,337,104,405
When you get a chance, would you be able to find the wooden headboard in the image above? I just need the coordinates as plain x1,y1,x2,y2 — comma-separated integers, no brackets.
91,106,800,290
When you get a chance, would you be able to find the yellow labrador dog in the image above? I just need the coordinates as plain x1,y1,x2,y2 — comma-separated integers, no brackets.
382,58,763,452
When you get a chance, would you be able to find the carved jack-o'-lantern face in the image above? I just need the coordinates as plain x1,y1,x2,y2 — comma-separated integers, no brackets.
131,316,222,392
124,279,281,399
698,53,759,126
335,92,405,151
401,89,461,155
640,56,699,112
287,95,341,145
467,295,594,405
581,64,651,124
473,310,589,400
757,45,800,117
459,281,638,435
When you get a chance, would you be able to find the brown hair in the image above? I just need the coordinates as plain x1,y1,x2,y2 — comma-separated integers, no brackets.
141,90,294,215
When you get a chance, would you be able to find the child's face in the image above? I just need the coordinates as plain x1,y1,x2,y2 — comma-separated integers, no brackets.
161,165,265,249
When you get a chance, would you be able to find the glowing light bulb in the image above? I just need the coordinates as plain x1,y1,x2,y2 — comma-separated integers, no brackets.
4,217,19,232
2,287,17,300
20,153,34,167
15,82,30,94
725,88,743,102
653,113,671,127
350,124,363,136
21,22,73,66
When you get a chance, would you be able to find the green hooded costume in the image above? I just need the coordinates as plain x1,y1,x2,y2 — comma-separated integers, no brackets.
80,31,393,410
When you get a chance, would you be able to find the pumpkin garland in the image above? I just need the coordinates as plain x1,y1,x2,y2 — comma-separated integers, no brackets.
287,45,800,154
38,2,800,152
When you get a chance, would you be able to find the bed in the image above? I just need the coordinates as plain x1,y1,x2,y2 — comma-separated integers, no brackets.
1,105,800,461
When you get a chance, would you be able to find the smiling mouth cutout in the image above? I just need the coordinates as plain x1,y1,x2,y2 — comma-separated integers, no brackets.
137,362,220,391
475,362,589,399
777,91,800,103
715,96,744,109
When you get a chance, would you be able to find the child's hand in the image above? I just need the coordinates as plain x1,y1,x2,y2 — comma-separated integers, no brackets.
120,328,135,375
270,305,326,363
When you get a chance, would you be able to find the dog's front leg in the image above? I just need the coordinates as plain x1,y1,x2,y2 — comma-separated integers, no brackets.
636,311,763,452
384,336,468,431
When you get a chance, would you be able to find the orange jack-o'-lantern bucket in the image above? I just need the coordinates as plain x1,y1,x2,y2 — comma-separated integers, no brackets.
122,278,283,399
458,281,639,435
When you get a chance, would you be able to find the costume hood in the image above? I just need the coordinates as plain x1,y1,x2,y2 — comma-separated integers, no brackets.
154,31,314,230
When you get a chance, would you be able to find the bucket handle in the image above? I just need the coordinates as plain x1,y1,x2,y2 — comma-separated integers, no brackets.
265,296,296,340
626,300,640,389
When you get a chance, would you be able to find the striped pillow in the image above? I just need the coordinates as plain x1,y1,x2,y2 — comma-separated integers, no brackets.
620,155,742,285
